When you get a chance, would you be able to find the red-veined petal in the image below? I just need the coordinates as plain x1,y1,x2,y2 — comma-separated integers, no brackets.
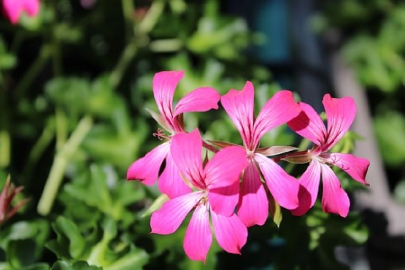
320,164,350,217
174,87,220,116
151,191,202,235
288,102,327,146
208,181,239,216
237,162,269,226
205,146,247,189
153,71,184,126
291,160,321,216
211,211,247,255
323,94,356,150
254,90,301,148
221,81,255,148
255,154,299,210
159,152,192,198
324,153,370,185
184,204,212,262
171,130,205,189
126,143,170,185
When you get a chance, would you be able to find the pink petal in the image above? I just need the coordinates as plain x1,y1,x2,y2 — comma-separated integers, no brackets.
291,160,321,216
254,153,299,210
126,142,170,185
184,204,212,262
237,162,269,227
153,71,184,127
253,90,301,148
205,146,247,189
170,130,205,189
158,152,192,198
324,153,370,185
320,164,350,217
288,102,327,146
3,0,23,24
23,0,39,16
208,181,239,216
151,191,202,234
174,87,220,116
221,81,255,148
323,94,356,150
211,210,247,255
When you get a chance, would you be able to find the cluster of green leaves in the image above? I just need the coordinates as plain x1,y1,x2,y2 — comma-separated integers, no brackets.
316,0,405,202
0,0,368,269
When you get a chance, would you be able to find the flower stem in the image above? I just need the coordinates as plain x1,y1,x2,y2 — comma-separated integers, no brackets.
14,44,52,100
37,115,93,215
203,141,219,153
108,40,138,89
283,138,312,174
122,0,136,39
137,0,165,34
21,119,54,186
109,0,165,89
0,76,10,169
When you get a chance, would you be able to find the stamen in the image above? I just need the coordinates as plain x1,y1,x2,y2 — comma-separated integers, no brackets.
153,128,167,140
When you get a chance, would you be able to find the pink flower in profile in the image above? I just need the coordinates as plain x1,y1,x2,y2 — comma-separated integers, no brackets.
2,0,40,24
151,129,248,262
220,82,302,227
127,71,220,198
0,175,29,225
286,94,370,217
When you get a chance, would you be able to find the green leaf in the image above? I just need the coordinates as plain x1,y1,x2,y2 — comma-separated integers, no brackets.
186,16,250,60
374,111,405,167
394,179,405,204
46,216,86,260
269,195,282,227
0,219,50,268
103,247,149,270
0,38,16,70
6,240,37,269
141,194,169,218
51,260,102,270
21,263,50,270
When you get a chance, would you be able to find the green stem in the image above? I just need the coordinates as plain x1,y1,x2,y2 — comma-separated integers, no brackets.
55,108,68,151
108,40,138,89
37,115,93,216
283,138,312,174
149,39,183,52
203,141,219,153
0,124,10,169
138,0,165,34
122,0,136,39
108,0,165,89
0,76,10,169
14,44,52,100
22,119,54,185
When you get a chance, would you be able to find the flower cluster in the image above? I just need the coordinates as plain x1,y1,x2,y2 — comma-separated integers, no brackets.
127,70,370,262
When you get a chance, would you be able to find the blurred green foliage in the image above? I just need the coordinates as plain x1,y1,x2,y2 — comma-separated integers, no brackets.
0,0,368,269
316,0,405,200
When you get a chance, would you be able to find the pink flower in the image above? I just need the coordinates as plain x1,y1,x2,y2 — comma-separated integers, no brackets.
127,71,220,198
220,82,302,227
287,94,370,217
2,0,40,24
150,129,248,262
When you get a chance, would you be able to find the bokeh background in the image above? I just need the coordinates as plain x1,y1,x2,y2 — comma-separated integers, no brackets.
1,0,404,269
